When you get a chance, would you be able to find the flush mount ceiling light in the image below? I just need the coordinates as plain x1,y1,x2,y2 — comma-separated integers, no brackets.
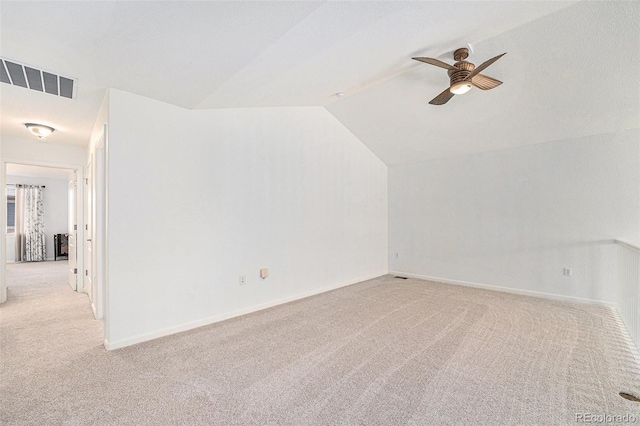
25,123,55,139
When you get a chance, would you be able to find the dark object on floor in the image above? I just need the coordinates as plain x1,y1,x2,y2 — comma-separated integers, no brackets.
54,233,69,261
620,392,640,402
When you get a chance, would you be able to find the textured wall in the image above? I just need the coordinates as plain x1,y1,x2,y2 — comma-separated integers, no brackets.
389,129,640,303
106,90,388,348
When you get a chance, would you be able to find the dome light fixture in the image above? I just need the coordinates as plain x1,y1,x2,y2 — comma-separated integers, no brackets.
449,80,473,95
25,123,55,139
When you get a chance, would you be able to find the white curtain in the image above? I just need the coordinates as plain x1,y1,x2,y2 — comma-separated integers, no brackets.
15,185,46,262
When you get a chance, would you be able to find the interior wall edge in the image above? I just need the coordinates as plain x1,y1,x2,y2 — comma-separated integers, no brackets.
0,158,5,304
322,106,388,166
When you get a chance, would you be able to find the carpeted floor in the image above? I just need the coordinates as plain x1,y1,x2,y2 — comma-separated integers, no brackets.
1,262,640,425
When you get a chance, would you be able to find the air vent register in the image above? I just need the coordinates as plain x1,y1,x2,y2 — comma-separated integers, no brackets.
0,57,76,99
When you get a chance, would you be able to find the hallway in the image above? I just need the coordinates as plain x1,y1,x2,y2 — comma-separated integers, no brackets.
0,261,103,423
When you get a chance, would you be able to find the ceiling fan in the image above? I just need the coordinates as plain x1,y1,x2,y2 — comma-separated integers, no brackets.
412,48,506,105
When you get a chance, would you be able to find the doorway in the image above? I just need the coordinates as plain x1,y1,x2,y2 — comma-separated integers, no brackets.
1,161,85,305
1,145,107,345
3,164,78,295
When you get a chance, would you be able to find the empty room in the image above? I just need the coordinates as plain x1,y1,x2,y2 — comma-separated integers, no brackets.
1,1,639,424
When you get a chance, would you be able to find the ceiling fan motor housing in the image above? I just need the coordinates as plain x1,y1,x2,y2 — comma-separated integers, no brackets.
448,61,475,86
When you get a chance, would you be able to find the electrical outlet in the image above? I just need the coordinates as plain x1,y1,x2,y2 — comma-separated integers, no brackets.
239,275,246,286
563,268,572,277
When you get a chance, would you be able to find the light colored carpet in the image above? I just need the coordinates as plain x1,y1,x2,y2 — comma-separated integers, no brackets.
1,263,640,425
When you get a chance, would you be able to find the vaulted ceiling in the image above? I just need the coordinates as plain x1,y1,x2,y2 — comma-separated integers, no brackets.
1,1,638,165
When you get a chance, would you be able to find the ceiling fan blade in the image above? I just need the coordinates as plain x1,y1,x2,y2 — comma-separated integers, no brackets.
429,87,455,105
412,57,457,71
466,52,506,80
471,74,503,90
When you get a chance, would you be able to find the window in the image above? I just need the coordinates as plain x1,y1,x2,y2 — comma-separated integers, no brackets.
6,185,15,234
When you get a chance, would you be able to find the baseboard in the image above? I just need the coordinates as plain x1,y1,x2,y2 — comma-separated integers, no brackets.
90,302,97,319
389,271,617,310
104,272,386,351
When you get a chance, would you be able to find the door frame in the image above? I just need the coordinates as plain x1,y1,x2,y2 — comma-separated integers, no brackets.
85,154,93,310
0,158,85,303
68,174,78,291
92,129,107,320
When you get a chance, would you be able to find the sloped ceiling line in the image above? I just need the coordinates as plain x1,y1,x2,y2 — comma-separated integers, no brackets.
2,0,638,169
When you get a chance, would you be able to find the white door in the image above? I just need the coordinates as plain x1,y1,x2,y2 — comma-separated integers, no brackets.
85,157,93,301
68,179,77,291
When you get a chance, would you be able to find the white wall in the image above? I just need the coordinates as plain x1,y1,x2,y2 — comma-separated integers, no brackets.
106,89,388,348
389,129,640,304
1,136,87,167
6,235,15,263
6,175,69,261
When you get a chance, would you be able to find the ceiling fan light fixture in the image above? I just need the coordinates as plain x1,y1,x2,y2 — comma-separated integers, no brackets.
450,81,473,95
25,123,55,139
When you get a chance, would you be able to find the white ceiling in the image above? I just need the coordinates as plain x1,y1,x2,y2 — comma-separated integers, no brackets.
327,1,640,164
1,1,638,165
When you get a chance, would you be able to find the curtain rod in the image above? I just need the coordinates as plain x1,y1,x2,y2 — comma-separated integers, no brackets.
13,184,45,188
